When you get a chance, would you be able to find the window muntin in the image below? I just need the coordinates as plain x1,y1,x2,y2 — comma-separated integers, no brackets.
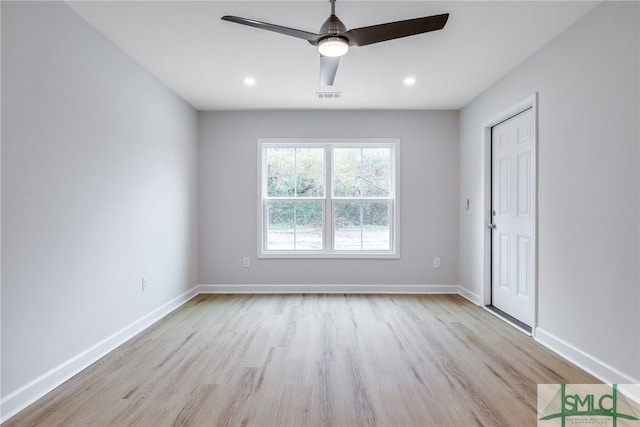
333,147,392,198
260,139,398,258
266,147,325,198
266,201,324,250
334,201,391,251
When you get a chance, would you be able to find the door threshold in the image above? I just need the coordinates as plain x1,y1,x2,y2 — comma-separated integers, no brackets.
484,305,532,336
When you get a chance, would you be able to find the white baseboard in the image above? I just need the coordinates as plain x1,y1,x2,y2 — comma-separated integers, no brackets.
618,384,640,405
195,283,461,295
457,286,483,305
535,327,640,386
0,287,198,423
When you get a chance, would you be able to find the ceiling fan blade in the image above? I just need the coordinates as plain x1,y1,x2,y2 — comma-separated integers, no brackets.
344,13,449,47
320,55,340,86
222,16,320,43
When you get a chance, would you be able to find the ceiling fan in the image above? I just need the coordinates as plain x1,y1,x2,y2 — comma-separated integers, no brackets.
222,0,449,86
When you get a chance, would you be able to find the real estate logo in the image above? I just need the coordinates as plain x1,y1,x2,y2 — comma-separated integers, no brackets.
538,384,640,427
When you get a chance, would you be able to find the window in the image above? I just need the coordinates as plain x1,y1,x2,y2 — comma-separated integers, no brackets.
259,139,398,257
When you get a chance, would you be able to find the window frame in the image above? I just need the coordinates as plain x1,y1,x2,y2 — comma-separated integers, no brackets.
258,138,400,258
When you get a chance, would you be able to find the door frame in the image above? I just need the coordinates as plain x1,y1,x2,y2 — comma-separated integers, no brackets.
481,93,538,334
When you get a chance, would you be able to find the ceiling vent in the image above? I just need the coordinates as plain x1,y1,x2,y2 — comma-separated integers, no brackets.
317,92,342,99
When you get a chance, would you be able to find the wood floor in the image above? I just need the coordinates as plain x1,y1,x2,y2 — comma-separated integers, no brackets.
5,294,599,427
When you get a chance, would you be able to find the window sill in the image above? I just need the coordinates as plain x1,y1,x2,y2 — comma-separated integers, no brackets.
258,252,400,259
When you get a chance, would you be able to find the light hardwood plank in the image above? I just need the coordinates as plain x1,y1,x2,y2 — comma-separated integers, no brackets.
4,294,608,426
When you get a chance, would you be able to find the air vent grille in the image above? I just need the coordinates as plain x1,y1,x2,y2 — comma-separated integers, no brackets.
316,92,342,99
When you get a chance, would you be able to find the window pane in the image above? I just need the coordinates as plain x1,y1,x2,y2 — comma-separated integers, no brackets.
296,148,324,197
362,202,390,250
334,202,390,251
334,147,392,198
362,148,391,197
333,148,361,197
267,148,295,197
334,202,362,250
267,202,323,250
267,202,294,250
295,202,323,250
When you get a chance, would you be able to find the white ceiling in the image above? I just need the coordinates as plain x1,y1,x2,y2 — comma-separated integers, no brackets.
66,1,598,110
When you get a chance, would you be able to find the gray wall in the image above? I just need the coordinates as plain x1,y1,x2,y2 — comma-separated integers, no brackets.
3,0,637,414
459,2,639,380
198,110,459,285
1,1,198,396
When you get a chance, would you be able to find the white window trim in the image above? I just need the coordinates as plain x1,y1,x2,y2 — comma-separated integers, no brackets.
257,138,400,259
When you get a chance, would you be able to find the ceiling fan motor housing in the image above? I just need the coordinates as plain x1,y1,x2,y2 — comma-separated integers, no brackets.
319,15,348,40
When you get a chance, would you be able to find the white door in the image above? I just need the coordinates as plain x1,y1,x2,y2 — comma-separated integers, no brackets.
491,108,534,327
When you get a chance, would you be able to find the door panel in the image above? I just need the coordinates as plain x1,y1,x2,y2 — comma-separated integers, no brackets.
499,233,510,290
517,152,531,217
516,235,531,298
498,158,511,216
491,108,534,326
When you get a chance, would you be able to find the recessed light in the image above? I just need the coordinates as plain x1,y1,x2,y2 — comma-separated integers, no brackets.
244,77,256,86
404,76,416,86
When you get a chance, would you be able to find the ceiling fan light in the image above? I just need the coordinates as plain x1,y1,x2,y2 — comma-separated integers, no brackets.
318,37,349,57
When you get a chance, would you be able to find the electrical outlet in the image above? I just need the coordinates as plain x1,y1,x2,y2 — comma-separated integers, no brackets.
433,258,441,268
142,276,148,292
242,257,250,268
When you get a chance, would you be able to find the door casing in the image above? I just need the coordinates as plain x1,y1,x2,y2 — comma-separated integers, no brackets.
481,93,538,334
